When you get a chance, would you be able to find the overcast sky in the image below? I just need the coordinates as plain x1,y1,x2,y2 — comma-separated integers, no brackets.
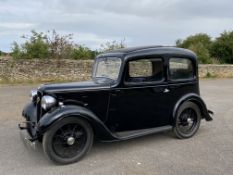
0,0,233,52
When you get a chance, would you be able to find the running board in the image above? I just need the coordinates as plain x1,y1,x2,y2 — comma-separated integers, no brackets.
114,125,172,140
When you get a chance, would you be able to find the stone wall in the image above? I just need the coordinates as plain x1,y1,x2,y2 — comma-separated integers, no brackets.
199,64,233,78
0,58,233,83
0,59,93,83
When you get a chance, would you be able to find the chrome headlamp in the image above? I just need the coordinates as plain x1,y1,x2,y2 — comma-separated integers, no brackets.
30,89,37,101
41,95,57,110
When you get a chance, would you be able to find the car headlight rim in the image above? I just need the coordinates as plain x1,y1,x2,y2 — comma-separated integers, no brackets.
41,95,57,110
30,89,37,101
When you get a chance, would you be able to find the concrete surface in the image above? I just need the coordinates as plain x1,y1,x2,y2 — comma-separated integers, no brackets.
0,79,232,175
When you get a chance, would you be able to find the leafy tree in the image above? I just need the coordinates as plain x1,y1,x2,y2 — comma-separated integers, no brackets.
210,31,233,64
189,43,212,64
176,33,212,49
176,33,213,64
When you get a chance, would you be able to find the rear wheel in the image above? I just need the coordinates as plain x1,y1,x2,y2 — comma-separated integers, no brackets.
173,102,201,139
42,117,93,164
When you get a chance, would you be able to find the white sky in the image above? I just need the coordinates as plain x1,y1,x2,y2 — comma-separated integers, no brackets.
0,0,233,52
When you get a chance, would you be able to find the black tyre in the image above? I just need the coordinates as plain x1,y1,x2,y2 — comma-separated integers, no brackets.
173,102,201,139
42,117,93,164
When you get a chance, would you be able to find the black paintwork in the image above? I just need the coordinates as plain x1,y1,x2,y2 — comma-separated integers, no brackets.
21,46,213,141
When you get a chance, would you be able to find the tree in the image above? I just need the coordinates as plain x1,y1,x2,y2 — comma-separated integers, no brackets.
189,43,212,64
176,33,212,49
100,39,126,52
47,30,74,59
11,30,77,59
210,31,233,64
176,33,213,64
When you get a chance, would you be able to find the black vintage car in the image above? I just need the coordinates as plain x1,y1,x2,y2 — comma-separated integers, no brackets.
19,46,213,164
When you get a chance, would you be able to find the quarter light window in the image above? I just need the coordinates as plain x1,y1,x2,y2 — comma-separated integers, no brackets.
169,58,194,80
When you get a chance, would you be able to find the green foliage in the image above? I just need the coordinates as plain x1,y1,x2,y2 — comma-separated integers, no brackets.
176,33,212,49
189,43,212,64
11,30,127,59
100,39,126,52
11,30,101,60
210,31,233,64
176,33,213,64
71,46,96,60
12,30,50,59
10,29,233,63
11,30,76,59
12,42,23,59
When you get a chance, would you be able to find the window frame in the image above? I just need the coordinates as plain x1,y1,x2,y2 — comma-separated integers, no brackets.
124,57,165,86
168,57,196,82
92,56,122,82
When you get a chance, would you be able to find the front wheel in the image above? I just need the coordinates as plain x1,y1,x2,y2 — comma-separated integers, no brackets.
42,117,93,164
173,102,201,139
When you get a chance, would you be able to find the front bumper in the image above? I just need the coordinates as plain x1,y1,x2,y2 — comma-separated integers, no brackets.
19,102,39,141
19,125,37,149
18,121,38,142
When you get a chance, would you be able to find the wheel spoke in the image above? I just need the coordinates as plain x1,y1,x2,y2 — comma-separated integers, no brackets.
177,108,198,134
52,123,87,158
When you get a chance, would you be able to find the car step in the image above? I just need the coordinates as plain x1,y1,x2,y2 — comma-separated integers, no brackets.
115,125,172,140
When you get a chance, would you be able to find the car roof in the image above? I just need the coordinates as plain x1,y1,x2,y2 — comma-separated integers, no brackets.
97,46,197,60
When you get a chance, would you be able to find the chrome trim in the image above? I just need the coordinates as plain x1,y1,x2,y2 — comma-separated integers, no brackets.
30,89,37,101
41,95,57,110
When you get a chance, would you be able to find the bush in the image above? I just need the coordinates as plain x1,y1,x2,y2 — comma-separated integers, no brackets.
12,30,50,59
210,31,233,64
12,42,23,59
11,30,76,59
71,46,96,60
11,30,127,60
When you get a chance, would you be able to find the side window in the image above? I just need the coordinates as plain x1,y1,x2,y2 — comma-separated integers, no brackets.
169,58,194,80
126,58,164,83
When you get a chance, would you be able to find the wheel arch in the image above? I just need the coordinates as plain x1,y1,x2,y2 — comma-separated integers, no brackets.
37,105,117,141
172,93,213,123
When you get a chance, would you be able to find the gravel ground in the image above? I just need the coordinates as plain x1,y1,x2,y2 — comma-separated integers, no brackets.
0,79,232,175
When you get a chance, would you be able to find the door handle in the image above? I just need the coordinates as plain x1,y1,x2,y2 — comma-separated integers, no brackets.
111,90,122,97
163,88,170,93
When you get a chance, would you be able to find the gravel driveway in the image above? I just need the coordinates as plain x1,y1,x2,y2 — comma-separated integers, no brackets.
0,79,232,175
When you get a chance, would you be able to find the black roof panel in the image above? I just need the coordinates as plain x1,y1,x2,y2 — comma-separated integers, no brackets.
98,46,197,60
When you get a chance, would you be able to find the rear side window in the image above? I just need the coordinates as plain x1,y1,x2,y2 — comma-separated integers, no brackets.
169,58,194,80
126,58,164,83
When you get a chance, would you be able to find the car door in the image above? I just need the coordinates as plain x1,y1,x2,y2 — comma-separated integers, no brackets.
107,57,171,132
167,57,198,107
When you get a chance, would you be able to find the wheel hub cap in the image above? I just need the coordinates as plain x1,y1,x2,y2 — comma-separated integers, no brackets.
67,137,75,145
187,117,193,124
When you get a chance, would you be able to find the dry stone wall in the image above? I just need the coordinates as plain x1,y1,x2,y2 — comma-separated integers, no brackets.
0,58,233,83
